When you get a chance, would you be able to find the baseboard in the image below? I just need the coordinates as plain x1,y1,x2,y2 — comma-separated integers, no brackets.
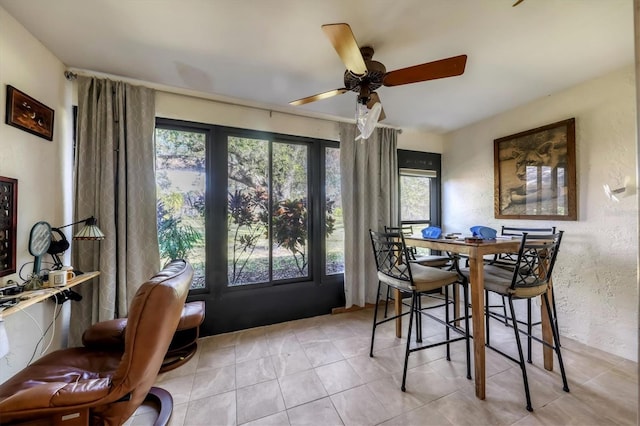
331,302,380,314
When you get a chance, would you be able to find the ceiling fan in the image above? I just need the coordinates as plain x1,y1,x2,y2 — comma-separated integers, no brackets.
290,23,468,136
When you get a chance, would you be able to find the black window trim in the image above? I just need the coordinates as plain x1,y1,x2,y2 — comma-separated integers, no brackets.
155,117,343,299
397,149,442,228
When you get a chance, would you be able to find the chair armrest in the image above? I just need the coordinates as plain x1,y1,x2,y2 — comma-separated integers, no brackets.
177,301,205,330
82,302,205,351
82,318,127,350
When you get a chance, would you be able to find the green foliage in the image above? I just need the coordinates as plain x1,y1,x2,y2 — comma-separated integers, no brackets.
325,199,336,236
324,147,342,201
272,198,308,275
400,174,432,221
227,137,269,191
156,170,171,191
156,128,205,157
227,187,268,284
157,200,202,261
155,128,207,288
227,188,337,282
156,128,206,170
156,132,343,285
272,143,307,200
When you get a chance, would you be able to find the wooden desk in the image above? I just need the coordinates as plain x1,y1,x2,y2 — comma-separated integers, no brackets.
404,237,520,400
1,271,100,317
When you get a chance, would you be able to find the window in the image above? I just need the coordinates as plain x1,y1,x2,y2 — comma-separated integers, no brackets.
397,150,441,228
397,150,441,255
325,146,344,275
227,137,311,285
155,127,206,289
399,168,437,230
155,118,345,316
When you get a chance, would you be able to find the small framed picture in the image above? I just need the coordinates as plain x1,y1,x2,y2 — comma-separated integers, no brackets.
5,85,55,141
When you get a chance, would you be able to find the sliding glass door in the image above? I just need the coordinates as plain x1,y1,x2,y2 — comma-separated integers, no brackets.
227,137,311,285
155,119,344,335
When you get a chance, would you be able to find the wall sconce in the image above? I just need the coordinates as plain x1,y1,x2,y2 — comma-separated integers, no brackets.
603,176,635,202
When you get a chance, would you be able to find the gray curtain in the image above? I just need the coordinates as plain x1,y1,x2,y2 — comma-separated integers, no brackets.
339,123,399,308
69,77,160,346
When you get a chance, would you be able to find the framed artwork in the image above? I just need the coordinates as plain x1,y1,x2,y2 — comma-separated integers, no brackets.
5,85,55,141
494,118,576,220
0,176,18,277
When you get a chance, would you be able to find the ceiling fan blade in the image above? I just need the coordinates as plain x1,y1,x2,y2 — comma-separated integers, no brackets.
367,92,386,121
383,55,468,87
289,88,349,106
321,23,368,76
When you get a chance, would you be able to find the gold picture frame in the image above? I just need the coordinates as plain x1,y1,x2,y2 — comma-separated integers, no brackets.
5,85,55,141
494,118,576,221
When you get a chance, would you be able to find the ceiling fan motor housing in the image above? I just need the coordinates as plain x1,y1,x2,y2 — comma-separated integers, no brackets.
344,47,386,96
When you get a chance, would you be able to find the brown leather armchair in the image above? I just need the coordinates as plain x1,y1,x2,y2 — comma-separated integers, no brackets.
81,301,205,374
0,260,193,426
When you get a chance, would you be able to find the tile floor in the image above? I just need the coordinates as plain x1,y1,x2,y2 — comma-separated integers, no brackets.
125,302,638,426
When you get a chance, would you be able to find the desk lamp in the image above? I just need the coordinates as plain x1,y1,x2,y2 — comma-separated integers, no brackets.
49,216,105,270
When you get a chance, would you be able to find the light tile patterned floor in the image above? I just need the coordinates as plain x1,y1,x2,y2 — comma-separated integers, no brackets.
125,304,638,426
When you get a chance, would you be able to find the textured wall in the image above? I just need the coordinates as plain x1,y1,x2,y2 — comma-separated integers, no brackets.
0,6,72,381
443,66,638,361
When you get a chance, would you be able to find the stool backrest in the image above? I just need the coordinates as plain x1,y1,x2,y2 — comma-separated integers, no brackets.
369,230,413,284
494,226,557,266
501,225,556,236
509,231,563,292
384,225,413,236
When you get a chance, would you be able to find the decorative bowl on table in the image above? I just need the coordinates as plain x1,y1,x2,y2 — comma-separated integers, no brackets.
470,226,497,240
421,227,442,239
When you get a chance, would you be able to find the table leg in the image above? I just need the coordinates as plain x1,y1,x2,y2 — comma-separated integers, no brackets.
395,288,402,338
542,284,554,371
469,253,486,400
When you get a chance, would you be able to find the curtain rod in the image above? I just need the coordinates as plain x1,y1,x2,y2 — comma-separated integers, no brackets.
63,68,403,133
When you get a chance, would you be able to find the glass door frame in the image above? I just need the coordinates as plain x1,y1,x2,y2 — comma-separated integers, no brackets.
156,118,344,335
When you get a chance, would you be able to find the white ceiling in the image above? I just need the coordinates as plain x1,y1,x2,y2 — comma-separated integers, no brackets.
1,0,634,132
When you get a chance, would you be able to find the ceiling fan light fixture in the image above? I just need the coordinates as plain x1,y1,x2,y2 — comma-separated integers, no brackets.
355,100,367,124
355,100,382,141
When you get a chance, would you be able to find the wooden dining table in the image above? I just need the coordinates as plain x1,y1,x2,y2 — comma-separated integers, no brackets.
402,236,556,400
